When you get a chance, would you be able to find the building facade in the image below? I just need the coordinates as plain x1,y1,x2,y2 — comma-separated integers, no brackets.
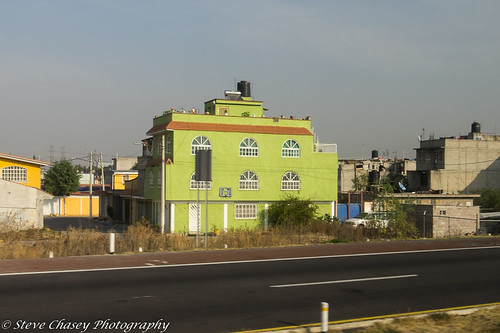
0,153,50,189
408,122,500,194
0,153,51,229
141,82,338,233
394,193,480,238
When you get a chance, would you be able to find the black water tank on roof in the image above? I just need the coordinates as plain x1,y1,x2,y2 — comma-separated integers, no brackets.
237,81,251,97
471,121,481,133
371,150,379,160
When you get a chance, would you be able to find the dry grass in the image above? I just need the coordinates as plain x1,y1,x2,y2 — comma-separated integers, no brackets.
333,307,500,333
0,220,369,259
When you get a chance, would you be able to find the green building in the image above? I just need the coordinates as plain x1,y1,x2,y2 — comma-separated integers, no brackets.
142,81,337,233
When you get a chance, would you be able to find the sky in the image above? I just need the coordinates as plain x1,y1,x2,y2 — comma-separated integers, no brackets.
1,0,499,164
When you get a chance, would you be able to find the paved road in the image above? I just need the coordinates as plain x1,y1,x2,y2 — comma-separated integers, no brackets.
0,238,499,332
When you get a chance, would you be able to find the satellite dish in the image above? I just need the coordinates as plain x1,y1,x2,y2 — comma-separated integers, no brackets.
398,182,407,192
417,135,422,142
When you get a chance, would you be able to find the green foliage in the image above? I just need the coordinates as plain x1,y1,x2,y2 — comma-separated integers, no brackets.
374,184,419,239
352,173,369,191
44,160,81,196
267,195,319,228
475,189,500,210
384,172,407,193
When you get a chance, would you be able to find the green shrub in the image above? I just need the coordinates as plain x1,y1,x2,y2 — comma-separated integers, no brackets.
266,195,319,228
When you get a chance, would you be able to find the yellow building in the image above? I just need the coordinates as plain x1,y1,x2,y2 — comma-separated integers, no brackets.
112,171,138,190
0,153,50,189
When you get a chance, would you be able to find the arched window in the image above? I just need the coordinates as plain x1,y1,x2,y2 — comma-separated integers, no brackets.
191,136,211,155
1,166,27,183
239,138,259,157
239,170,259,190
282,139,300,157
281,171,300,190
190,172,212,190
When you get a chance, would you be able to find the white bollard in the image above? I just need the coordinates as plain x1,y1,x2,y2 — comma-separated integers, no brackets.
321,302,329,333
109,233,115,254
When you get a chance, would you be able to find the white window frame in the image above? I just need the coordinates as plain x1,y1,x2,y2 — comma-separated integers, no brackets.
191,136,212,155
281,171,300,190
190,172,212,190
235,203,258,219
239,138,259,157
1,166,28,183
238,170,259,190
282,139,300,158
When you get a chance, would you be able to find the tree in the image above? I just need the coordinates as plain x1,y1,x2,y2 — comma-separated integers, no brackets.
374,181,419,239
475,189,500,210
44,160,81,196
266,194,319,228
352,173,369,191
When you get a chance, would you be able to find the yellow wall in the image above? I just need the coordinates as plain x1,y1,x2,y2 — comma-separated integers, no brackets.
0,157,44,189
113,173,138,190
58,196,100,217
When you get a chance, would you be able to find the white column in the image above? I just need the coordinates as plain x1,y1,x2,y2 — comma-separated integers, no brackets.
224,203,228,232
170,203,175,233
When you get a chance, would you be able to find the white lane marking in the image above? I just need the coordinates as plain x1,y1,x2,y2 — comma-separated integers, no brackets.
0,246,498,277
270,274,418,288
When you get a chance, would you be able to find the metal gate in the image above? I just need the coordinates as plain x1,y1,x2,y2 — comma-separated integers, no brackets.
189,203,201,233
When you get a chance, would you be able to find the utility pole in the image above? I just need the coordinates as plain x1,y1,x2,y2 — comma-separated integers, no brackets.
100,152,105,191
89,150,93,221
160,134,165,234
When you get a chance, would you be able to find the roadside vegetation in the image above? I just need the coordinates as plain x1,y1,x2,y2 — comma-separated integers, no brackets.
0,193,435,259
330,306,500,333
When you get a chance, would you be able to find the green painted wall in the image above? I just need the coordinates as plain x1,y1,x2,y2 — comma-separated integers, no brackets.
145,106,337,233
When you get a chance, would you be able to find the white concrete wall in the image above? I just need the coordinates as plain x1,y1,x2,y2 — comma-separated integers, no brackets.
0,180,52,230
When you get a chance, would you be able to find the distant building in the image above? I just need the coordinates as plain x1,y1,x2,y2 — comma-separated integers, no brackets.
408,122,500,194
338,155,416,192
100,157,139,222
103,157,138,190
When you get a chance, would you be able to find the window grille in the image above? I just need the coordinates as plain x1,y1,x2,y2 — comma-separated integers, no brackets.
1,166,27,183
239,138,259,157
190,172,212,190
239,170,259,190
191,136,211,155
235,203,258,219
282,139,300,157
281,171,300,190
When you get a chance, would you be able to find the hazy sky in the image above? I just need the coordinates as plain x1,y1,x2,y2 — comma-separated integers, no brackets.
1,1,499,163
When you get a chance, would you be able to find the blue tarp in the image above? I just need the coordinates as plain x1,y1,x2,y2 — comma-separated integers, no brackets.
337,203,361,222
